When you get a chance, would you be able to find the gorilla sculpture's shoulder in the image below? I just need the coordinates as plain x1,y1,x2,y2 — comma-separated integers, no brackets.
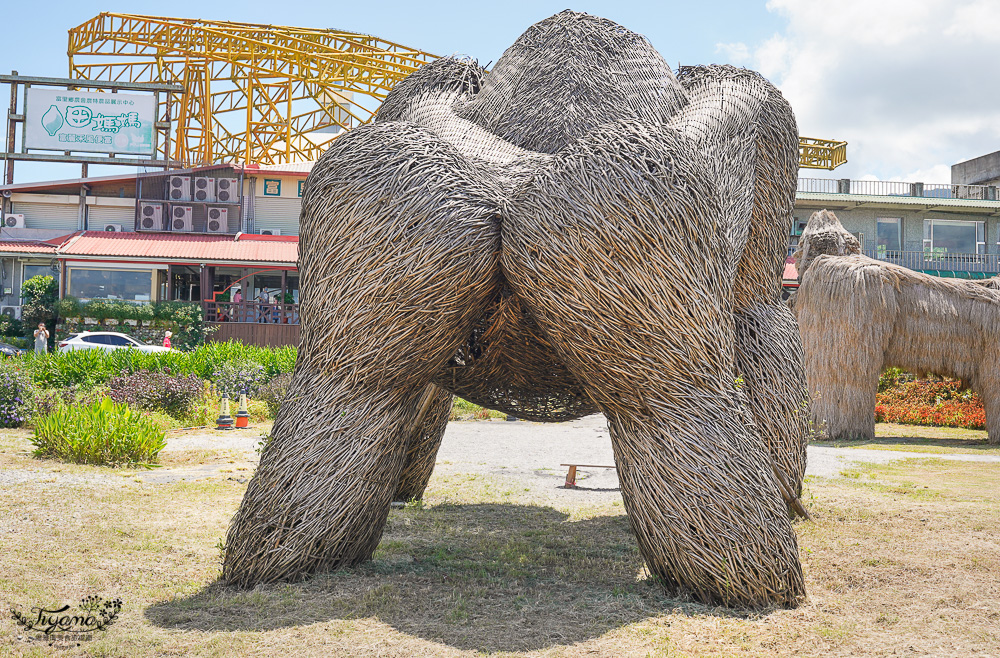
452,10,689,153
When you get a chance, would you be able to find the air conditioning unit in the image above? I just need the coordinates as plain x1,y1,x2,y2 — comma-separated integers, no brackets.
206,206,229,233
3,214,26,229
170,205,193,232
168,175,191,201
138,202,165,231
194,177,216,203
216,177,239,203
260,229,281,236
103,223,125,233
1,305,21,320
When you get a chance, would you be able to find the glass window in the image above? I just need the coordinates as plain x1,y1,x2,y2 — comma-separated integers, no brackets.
22,264,52,283
68,268,154,301
82,335,106,344
876,218,901,252
923,219,985,254
104,334,134,346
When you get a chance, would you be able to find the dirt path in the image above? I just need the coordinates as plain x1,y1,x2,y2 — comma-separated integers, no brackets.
8,416,997,494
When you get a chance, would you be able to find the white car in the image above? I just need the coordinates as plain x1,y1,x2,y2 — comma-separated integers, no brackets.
57,331,175,354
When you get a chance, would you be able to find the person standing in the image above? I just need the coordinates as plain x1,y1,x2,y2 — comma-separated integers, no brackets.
33,323,49,354
233,287,243,322
257,289,270,323
163,330,172,349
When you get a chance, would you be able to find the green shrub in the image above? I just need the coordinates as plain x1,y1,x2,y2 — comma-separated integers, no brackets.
212,360,268,397
257,372,292,417
450,397,506,421
0,362,33,427
0,312,22,339
56,296,83,320
32,385,106,419
83,299,114,323
878,367,910,393
246,399,271,423
20,275,58,330
30,398,167,466
21,341,297,388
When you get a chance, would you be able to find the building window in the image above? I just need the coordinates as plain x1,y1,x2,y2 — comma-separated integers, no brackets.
876,217,901,253
923,219,985,255
22,263,53,284
67,267,154,301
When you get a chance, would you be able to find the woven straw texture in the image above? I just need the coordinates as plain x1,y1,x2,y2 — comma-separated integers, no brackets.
794,209,1000,444
224,10,810,608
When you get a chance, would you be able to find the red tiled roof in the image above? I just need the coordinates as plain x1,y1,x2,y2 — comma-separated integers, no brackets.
782,256,799,284
59,231,298,265
0,240,61,254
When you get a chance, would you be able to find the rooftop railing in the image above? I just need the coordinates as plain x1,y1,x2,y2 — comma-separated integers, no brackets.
798,178,999,201
204,300,299,324
862,248,1000,275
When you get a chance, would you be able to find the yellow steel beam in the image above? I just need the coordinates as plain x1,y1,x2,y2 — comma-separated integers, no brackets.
68,12,848,168
799,137,848,170
68,12,437,165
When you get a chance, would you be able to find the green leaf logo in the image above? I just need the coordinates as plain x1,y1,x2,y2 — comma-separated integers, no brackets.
41,105,64,137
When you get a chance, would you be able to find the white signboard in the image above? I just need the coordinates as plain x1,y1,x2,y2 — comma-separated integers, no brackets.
25,88,155,155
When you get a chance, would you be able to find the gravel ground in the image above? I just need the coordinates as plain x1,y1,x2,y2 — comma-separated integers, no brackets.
4,417,999,493
437,415,1000,502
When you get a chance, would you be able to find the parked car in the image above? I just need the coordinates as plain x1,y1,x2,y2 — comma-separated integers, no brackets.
0,341,27,358
58,331,176,354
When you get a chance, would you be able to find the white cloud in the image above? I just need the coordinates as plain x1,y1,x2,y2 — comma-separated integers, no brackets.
714,41,750,64
748,0,1000,183
900,164,952,183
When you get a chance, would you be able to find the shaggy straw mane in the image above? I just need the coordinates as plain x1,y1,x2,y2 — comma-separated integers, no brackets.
224,10,811,609
794,209,1000,444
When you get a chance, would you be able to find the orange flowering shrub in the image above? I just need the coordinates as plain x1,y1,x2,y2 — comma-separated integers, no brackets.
874,380,985,430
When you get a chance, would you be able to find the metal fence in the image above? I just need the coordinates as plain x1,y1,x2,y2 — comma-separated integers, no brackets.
204,301,299,324
798,178,999,201
862,249,1000,275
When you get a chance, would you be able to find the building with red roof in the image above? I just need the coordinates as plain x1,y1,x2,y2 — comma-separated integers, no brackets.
1,164,306,344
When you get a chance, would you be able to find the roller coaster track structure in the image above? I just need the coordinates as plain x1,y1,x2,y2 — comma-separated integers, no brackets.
67,13,846,169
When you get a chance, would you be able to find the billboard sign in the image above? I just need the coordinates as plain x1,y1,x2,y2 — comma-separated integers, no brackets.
25,88,155,155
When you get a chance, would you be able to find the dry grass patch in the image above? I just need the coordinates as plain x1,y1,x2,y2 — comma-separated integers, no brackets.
1,428,998,656
811,422,1000,455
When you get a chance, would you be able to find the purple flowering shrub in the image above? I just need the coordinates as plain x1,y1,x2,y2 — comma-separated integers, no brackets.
257,372,292,417
211,361,268,398
32,385,105,419
0,363,33,427
107,370,206,418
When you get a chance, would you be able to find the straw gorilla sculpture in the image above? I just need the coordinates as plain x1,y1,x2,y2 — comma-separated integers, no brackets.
224,11,811,608
794,209,1000,444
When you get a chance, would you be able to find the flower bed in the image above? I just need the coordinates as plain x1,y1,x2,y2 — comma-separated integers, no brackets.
875,379,985,430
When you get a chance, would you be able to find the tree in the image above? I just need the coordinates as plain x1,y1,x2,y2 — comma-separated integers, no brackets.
20,275,58,337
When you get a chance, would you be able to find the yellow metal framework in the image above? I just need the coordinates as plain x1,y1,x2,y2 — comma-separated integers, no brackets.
68,13,847,169
68,13,437,165
798,137,848,170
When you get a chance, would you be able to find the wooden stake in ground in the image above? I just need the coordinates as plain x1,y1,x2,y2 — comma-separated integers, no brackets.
224,10,811,609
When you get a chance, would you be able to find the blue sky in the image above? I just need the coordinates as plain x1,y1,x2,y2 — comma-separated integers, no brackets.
2,0,998,184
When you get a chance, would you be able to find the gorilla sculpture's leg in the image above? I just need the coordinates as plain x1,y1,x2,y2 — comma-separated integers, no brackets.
673,65,810,500
503,122,804,607
393,384,454,502
732,306,810,497
223,123,501,586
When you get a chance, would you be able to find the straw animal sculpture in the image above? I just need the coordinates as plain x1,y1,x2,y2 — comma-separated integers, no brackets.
224,10,811,608
794,209,1000,444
